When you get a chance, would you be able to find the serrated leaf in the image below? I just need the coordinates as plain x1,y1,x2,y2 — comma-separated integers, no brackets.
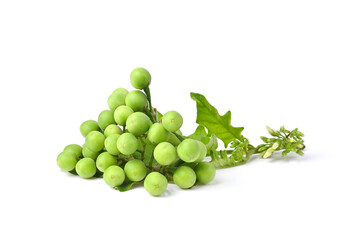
190,92,244,147
188,125,210,144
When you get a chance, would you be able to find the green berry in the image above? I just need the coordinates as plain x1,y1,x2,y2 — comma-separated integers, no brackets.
57,151,77,172
80,120,100,137
144,172,168,196
173,166,196,189
103,165,125,188
63,144,82,158
130,67,151,89
124,159,147,182
162,110,183,132
76,158,97,179
195,162,216,184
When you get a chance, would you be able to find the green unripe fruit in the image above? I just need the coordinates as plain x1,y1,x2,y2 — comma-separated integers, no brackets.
57,151,77,172
117,133,138,155
82,144,99,160
85,131,105,152
166,131,181,146
75,158,97,179
162,110,183,132
114,105,134,126
104,134,120,155
63,144,82,158
108,91,126,110
104,124,123,137
173,166,196,189
148,123,168,144
144,172,168,196
125,90,147,112
126,112,151,136
124,159,147,182
195,162,216,184
195,141,207,163
96,152,118,172
177,139,200,163
103,165,125,188
113,88,129,95
80,120,100,137
153,142,178,165
98,110,116,130
130,67,151,89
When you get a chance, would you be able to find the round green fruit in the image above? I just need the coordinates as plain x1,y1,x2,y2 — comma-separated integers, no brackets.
116,133,138,155
85,131,105,152
98,110,116,130
144,172,168,196
148,123,168,144
195,162,216,184
63,144,82,158
96,152,118,172
114,105,134,126
177,139,200,163
126,112,151,136
80,120,100,137
154,142,178,165
104,124,123,137
75,158,97,178
104,134,120,155
125,90,147,112
57,151,77,172
103,165,125,188
124,159,147,182
130,67,151,89
108,91,126,110
173,166,196,189
162,110,183,132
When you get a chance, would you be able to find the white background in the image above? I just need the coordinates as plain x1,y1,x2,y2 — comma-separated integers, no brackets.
1,0,353,239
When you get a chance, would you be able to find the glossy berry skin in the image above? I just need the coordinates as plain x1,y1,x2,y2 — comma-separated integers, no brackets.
126,112,151,136
116,133,138,155
125,90,147,112
104,124,122,137
130,67,151,89
63,144,82,158
173,166,196,189
148,123,168,144
82,144,99,160
114,105,134,126
75,158,97,179
124,159,147,182
103,165,125,188
144,172,168,196
80,120,100,137
195,162,216,184
113,88,129,95
57,151,77,172
177,139,200,163
104,134,120,155
107,91,126,111
153,142,178,166
194,141,207,163
96,152,118,172
98,110,116,130
162,110,183,132
85,131,105,152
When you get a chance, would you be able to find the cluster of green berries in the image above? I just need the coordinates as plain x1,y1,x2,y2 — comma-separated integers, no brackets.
57,68,216,196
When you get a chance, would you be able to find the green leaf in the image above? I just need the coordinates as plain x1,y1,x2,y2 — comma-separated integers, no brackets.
115,182,136,192
205,134,218,155
188,125,209,144
143,139,155,166
190,92,244,147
